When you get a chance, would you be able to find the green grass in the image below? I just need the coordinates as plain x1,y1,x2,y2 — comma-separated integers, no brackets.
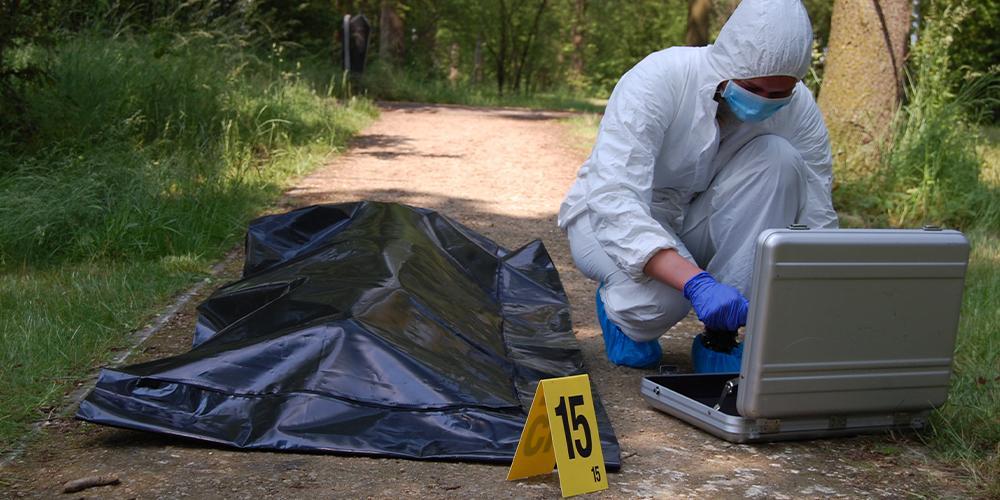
0,259,208,442
359,63,606,113
929,229,1000,496
0,34,377,450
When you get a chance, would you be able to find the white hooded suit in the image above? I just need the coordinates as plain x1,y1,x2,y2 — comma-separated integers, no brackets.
558,0,837,341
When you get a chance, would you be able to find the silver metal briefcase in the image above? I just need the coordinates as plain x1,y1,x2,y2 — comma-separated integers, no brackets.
642,227,970,443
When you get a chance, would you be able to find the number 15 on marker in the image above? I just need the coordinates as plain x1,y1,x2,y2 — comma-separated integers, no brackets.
553,395,593,460
507,374,608,497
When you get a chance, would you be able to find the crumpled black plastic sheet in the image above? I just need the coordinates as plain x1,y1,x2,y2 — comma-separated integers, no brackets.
78,202,621,469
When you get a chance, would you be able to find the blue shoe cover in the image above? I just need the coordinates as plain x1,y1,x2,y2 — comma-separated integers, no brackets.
691,334,743,373
595,286,662,368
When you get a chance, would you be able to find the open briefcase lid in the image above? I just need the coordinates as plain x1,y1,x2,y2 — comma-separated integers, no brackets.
736,228,970,419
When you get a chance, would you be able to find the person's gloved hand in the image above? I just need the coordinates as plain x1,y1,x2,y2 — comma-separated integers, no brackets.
682,271,749,332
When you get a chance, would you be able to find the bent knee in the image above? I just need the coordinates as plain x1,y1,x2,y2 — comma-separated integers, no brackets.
737,134,805,187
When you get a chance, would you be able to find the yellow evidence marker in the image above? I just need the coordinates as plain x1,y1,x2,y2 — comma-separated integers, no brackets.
506,374,608,497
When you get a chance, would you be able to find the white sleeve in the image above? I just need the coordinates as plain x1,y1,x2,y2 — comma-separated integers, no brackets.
585,58,684,280
781,85,839,229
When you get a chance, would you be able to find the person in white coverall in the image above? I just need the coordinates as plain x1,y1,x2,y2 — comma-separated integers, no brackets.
558,0,838,371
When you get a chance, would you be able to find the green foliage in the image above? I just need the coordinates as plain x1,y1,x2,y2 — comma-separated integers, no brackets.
932,0,999,121
0,36,374,264
0,0,825,103
358,0,830,99
834,5,999,230
800,0,834,51
344,0,691,97
583,0,687,94
420,0,577,94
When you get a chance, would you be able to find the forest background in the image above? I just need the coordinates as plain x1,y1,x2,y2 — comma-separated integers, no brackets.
1,0,997,494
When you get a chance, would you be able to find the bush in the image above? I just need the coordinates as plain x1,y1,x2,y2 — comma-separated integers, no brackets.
835,5,999,230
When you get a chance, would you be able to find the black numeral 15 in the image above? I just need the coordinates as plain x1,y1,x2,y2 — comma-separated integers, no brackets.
553,394,593,459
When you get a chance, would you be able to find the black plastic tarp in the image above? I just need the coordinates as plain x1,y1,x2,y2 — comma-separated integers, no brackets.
78,202,621,468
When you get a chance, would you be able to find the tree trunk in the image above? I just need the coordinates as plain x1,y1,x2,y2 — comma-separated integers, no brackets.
685,0,712,46
513,0,548,93
494,0,509,94
0,0,19,73
818,0,911,174
378,0,403,63
448,42,460,85
473,36,483,84
570,0,586,76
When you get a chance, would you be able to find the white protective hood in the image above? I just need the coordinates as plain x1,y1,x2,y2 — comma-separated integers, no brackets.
707,0,814,80
558,0,836,283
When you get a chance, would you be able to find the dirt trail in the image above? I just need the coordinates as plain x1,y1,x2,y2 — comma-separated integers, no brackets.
1,103,970,498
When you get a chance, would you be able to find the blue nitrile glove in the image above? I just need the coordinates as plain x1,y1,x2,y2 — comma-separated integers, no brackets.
682,272,749,332
691,334,743,373
595,285,662,369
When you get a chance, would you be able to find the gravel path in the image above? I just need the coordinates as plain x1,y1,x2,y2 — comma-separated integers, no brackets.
0,103,970,498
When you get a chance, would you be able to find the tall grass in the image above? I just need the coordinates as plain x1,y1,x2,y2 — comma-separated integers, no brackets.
0,259,205,444
0,36,374,265
0,32,376,449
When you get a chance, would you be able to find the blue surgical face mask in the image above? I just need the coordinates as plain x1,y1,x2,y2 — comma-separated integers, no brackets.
721,81,794,123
